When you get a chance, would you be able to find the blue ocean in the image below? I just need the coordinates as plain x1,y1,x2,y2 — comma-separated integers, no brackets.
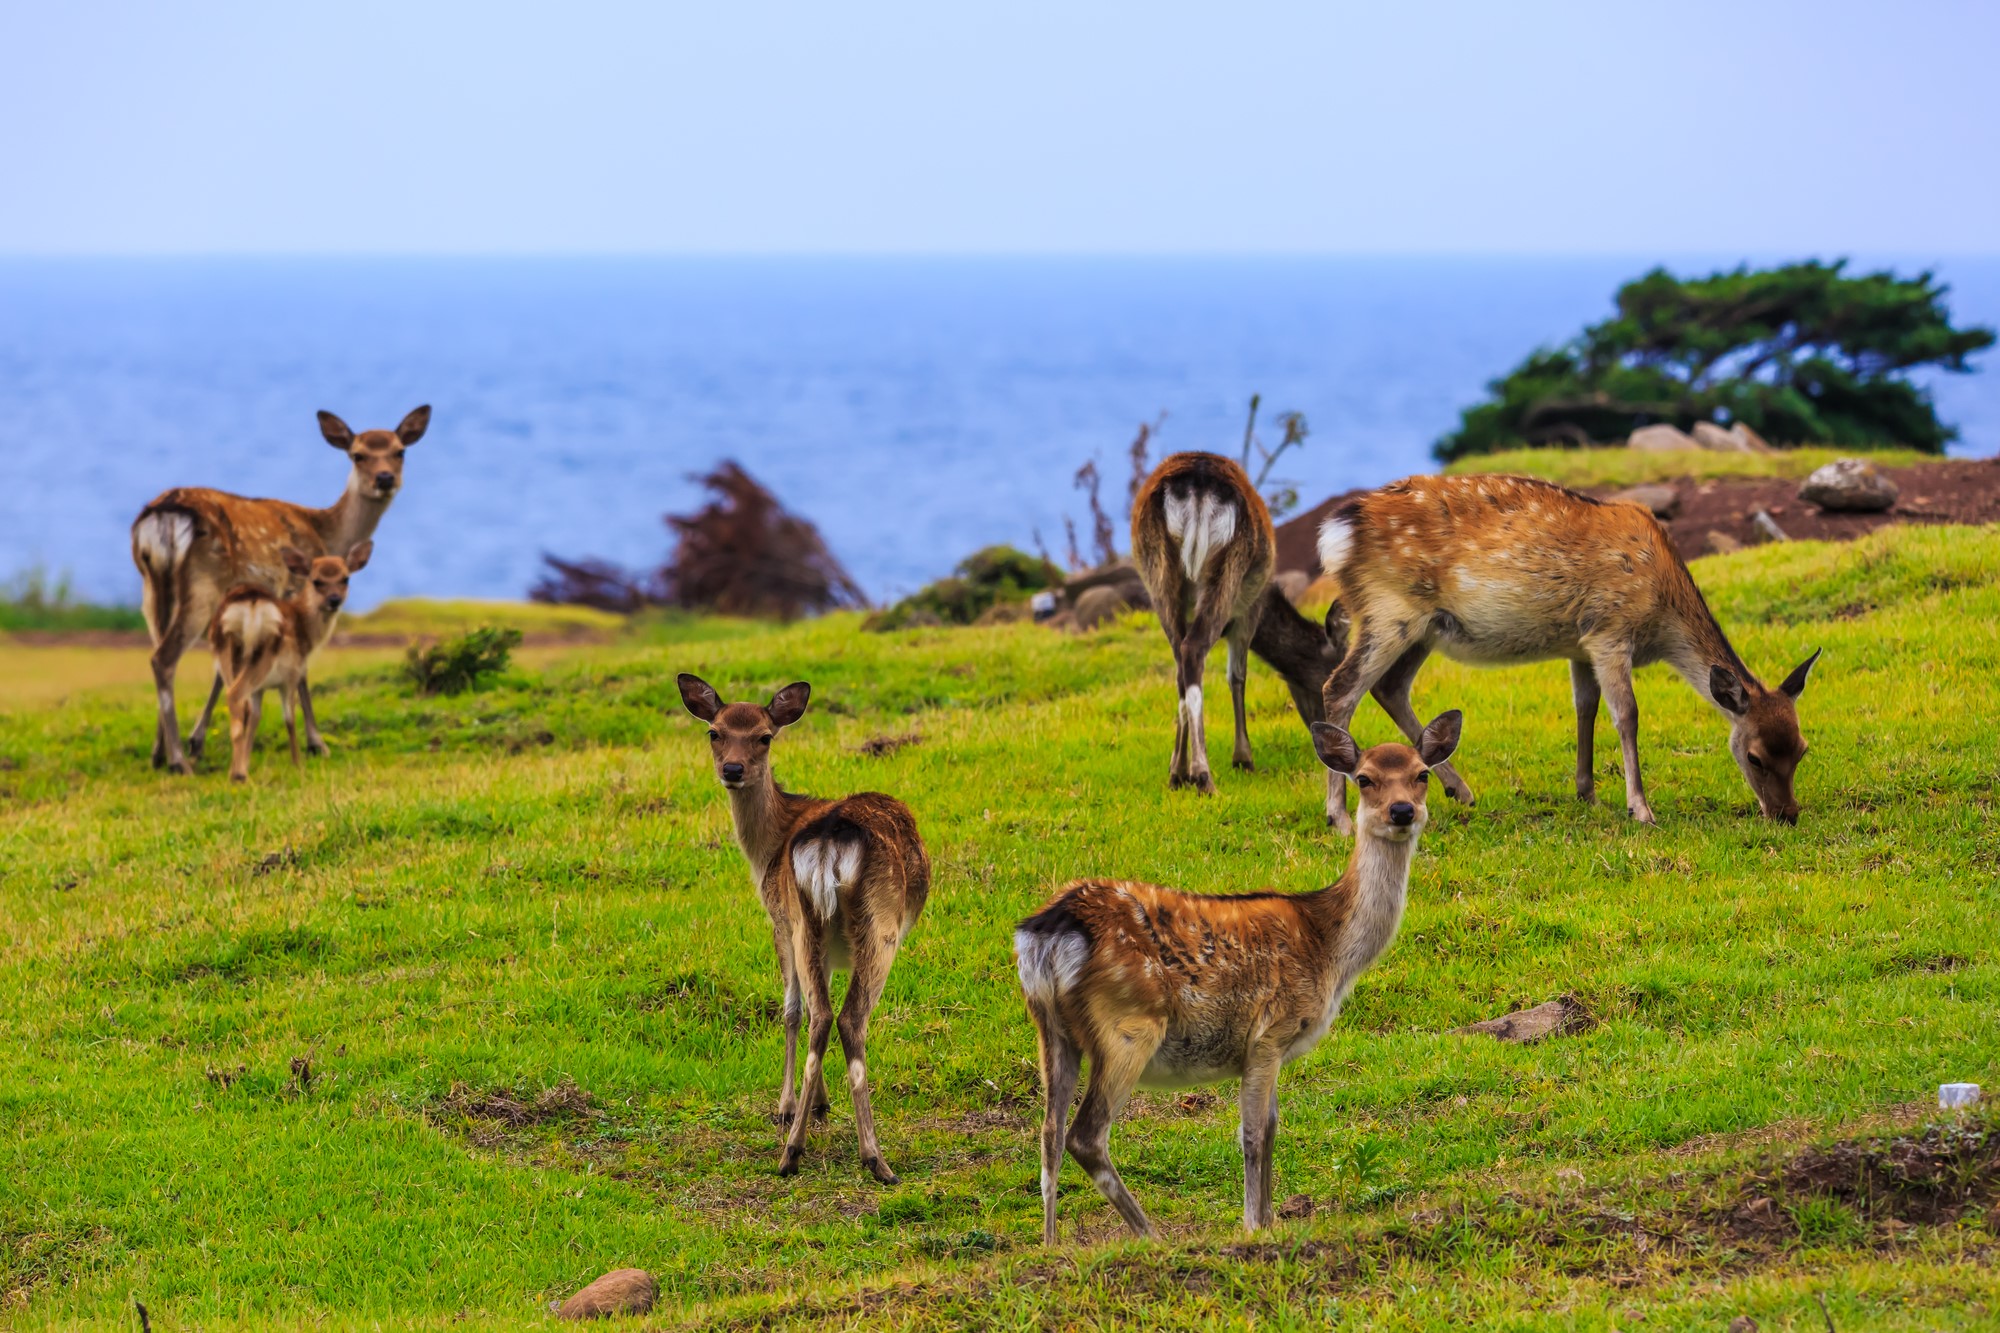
3,256,1994,611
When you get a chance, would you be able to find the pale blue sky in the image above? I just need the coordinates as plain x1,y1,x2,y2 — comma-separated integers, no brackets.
1,0,1995,255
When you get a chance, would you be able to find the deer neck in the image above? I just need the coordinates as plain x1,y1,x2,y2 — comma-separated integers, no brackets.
725,775,796,884
316,475,394,554
1660,567,1758,710
287,598,342,658
1308,826,1419,991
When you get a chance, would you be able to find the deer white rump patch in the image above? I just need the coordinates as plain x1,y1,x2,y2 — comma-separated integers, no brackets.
1317,515,1354,573
792,838,862,919
1163,487,1238,582
1015,928,1089,1009
133,511,194,570
217,598,283,654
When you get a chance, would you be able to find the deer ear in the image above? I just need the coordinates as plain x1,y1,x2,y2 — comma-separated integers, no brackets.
677,673,722,722
1419,710,1463,768
1710,665,1752,716
318,411,354,450
396,405,431,445
281,546,312,577
343,540,372,574
1778,647,1821,700
767,681,811,728
1310,722,1361,775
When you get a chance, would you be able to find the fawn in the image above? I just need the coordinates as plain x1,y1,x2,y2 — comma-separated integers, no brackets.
132,405,428,773
1017,710,1462,1240
208,543,369,782
1316,474,1819,830
677,674,931,1183
1131,452,1276,794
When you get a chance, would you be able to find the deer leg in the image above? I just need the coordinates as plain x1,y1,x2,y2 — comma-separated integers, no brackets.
771,921,805,1128
836,920,902,1184
1570,659,1602,803
299,676,329,756
186,671,225,761
1065,1021,1164,1239
1591,648,1654,825
1155,582,1193,787
149,637,194,776
1238,1054,1282,1231
780,921,834,1176
227,688,255,783
1031,1008,1082,1244
1320,617,1422,834
1226,618,1255,772
1174,615,1232,796
1370,640,1473,806
281,684,301,767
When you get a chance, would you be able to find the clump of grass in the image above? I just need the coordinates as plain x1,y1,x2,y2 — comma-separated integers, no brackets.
863,546,1063,631
0,567,145,633
402,626,522,695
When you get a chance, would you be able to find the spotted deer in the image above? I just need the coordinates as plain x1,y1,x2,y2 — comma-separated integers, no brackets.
1316,474,1819,831
1017,710,1460,1241
1131,452,1276,794
209,544,369,782
131,405,429,774
676,674,931,1183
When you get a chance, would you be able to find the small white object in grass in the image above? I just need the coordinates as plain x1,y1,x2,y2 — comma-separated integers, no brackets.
1030,590,1058,619
1939,1083,1980,1109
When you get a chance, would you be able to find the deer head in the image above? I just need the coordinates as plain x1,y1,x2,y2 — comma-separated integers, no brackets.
1311,710,1462,842
281,541,370,618
1711,650,1818,824
677,674,811,791
319,405,430,502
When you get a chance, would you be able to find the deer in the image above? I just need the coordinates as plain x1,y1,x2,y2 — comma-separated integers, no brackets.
130,405,429,774
1315,474,1820,833
1247,580,1353,823
1131,452,1276,796
208,544,370,782
1017,710,1463,1241
676,674,931,1184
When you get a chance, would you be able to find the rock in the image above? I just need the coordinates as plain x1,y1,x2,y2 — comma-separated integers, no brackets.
1277,1193,1316,1220
1607,483,1681,518
1705,531,1743,556
1750,510,1790,543
1691,421,1770,453
557,1268,656,1320
1273,569,1312,605
1798,457,1899,513
1627,424,1700,452
1456,996,1592,1044
1072,585,1137,631
1728,1318,1759,1333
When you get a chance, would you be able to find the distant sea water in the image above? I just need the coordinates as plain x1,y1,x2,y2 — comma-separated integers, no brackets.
2,256,1994,612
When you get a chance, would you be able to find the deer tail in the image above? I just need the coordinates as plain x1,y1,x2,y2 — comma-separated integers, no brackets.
131,503,197,647
1162,486,1240,584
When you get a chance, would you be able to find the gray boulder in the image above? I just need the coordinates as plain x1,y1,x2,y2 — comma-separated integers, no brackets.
557,1268,656,1320
1692,421,1771,453
1799,457,1898,513
1606,483,1681,518
1627,424,1700,452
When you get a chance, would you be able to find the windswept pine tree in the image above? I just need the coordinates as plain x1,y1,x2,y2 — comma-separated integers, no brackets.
1435,261,1994,460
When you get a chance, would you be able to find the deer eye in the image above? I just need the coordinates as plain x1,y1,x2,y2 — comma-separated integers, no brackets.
1353,775,1373,789
758,735,773,746
1417,770,1431,784
1747,753,1766,771
707,730,719,742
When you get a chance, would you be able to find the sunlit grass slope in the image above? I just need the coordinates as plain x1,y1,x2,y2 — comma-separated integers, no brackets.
2,525,1996,1329
1447,445,1940,489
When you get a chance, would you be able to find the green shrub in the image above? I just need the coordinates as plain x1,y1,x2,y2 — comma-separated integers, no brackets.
403,626,523,696
863,545,1063,632
0,567,146,633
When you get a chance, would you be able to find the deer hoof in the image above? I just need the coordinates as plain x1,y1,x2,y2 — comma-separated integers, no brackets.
1232,757,1255,772
186,736,206,760
306,737,330,757
168,758,196,777
1629,802,1657,826
777,1148,803,1177
864,1156,899,1185
1327,813,1355,836
1191,772,1216,795
230,772,247,784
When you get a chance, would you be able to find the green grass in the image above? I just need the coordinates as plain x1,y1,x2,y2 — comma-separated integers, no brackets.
344,598,629,640
0,568,144,633
1447,445,1941,490
3,525,1998,1329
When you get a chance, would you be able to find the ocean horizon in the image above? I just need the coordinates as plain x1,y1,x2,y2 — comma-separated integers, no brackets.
4,254,1995,612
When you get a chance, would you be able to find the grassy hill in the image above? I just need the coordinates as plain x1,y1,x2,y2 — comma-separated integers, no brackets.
2,525,1996,1329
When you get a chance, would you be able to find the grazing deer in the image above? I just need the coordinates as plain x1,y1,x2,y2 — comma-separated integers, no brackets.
1131,453,1276,794
131,405,429,774
1018,711,1462,1241
676,674,931,1183
208,544,369,782
1316,474,1819,831
1248,581,1352,823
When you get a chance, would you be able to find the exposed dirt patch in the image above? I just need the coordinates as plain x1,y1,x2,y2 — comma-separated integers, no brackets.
854,732,923,757
432,1077,604,1145
1275,459,2000,575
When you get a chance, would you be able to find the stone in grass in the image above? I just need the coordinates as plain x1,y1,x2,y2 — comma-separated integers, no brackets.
1455,995,1593,1044
1277,1193,1315,1220
1607,483,1682,519
1798,457,1899,513
1728,1318,1759,1333
557,1268,657,1320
